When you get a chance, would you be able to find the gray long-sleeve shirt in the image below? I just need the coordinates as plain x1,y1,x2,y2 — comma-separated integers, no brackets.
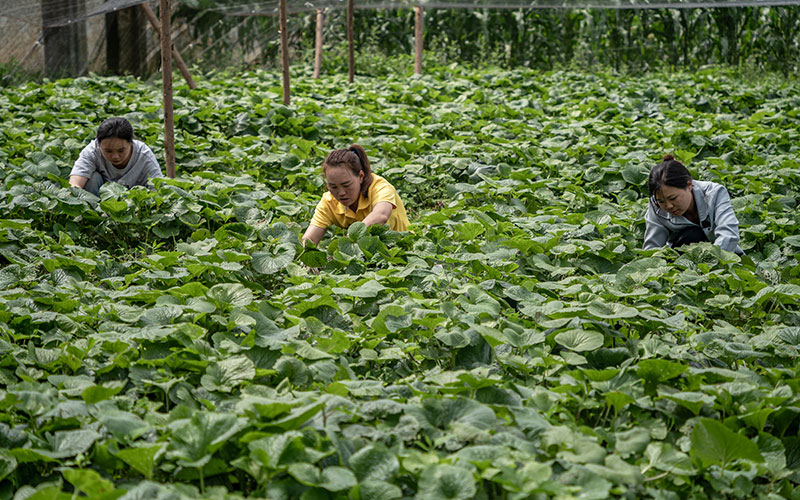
643,179,743,254
69,139,163,189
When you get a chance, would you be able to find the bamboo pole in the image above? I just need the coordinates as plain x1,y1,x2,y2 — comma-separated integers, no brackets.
141,3,196,89
347,0,354,84
313,9,323,79
159,0,175,178
414,6,424,75
280,0,290,105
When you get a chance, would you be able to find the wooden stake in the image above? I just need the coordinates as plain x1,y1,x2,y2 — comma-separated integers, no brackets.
347,0,354,84
141,3,196,90
159,0,175,178
313,9,323,79
280,0,290,105
414,6,424,75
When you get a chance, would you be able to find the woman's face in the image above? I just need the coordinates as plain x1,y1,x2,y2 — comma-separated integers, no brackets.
325,166,363,209
655,180,694,217
99,137,133,168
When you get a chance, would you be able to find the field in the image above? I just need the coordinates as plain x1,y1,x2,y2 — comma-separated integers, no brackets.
1,62,800,499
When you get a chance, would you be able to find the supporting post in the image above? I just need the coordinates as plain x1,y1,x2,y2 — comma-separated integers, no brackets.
159,0,176,178
280,0,290,105
347,0,354,84
141,3,196,89
414,6,423,75
313,9,323,79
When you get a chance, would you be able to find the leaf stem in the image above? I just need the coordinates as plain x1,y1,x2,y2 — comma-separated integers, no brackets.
643,471,670,482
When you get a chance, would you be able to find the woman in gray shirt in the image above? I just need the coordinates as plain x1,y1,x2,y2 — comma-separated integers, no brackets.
643,155,743,255
69,117,163,195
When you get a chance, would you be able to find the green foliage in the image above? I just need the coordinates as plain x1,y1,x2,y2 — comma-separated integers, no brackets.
169,3,800,75
0,61,799,499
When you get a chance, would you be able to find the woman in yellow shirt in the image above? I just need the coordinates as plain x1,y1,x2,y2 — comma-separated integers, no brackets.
302,145,409,246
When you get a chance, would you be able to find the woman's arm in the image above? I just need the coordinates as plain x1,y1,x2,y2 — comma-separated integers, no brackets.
302,225,327,247
143,146,164,180
69,175,89,188
70,141,98,189
362,201,393,227
710,187,740,253
643,203,670,250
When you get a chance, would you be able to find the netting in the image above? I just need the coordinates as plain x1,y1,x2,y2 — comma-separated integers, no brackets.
208,0,800,15
0,0,168,79
0,0,294,80
43,0,147,27
1,0,799,80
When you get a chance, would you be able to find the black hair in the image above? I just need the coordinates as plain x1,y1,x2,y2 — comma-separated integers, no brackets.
96,117,134,143
648,154,693,198
322,144,374,199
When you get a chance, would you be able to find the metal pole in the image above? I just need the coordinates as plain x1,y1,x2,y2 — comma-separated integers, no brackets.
414,6,424,75
159,0,175,178
280,0,290,105
141,2,196,89
313,9,323,79
347,0,354,83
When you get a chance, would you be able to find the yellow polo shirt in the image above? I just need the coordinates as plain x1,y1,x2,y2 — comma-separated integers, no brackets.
310,174,409,231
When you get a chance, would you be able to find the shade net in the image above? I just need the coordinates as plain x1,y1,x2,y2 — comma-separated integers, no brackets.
1,0,798,80
206,0,800,15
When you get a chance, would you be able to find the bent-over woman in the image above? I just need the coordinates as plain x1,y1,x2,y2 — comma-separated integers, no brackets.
69,117,163,195
644,154,743,255
302,145,408,246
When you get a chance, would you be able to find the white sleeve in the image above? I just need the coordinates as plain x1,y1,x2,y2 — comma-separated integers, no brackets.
143,147,164,180
710,187,740,253
69,141,99,178
643,202,670,250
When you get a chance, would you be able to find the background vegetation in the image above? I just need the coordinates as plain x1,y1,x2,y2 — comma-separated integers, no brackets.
174,3,800,74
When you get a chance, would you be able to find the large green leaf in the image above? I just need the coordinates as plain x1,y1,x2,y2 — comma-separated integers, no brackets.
642,442,693,476
690,418,764,469
359,480,403,500
458,286,501,317
252,242,296,274
201,355,256,392
0,449,16,482
96,410,150,441
660,391,715,416
40,429,102,459
408,397,497,431
288,463,357,491
62,468,122,499
616,258,668,287
555,329,604,352
247,431,306,470
636,359,687,384
333,279,386,298
115,444,164,479
415,464,476,500
207,283,254,307
621,163,649,185
167,411,245,468
349,444,399,482
587,300,638,319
